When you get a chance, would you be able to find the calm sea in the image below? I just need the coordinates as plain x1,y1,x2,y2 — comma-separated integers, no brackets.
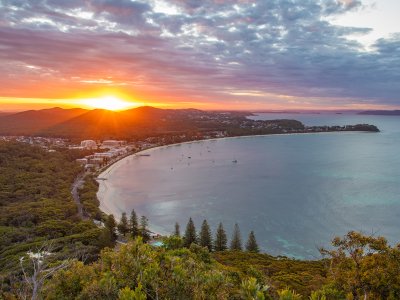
98,113,400,259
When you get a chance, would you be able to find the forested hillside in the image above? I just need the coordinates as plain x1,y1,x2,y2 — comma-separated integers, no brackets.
0,142,111,291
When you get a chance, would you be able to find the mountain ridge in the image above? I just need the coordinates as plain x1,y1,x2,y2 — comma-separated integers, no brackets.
0,106,225,138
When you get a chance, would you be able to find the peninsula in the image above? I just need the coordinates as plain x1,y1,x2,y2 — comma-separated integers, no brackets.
0,107,379,141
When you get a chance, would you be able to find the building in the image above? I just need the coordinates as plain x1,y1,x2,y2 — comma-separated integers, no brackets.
80,140,97,150
102,140,124,148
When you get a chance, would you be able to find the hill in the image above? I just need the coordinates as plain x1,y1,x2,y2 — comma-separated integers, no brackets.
0,107,87,136
43,107,204,139
0,106,247,139
0,111,12,117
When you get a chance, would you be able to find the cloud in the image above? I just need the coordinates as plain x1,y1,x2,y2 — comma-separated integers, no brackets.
0,0,399,108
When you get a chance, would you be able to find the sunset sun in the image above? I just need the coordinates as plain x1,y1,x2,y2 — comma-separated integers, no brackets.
80,96,139,111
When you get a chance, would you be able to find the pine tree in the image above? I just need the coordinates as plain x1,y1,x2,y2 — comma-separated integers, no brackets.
174,222,180,237
245,231,260,253
183,217,197,247
199,220,213,251
230,223,242,251
139,215,150,243
117,212,129,236
214,222,227,251
130,209,139,238
105,214,117,242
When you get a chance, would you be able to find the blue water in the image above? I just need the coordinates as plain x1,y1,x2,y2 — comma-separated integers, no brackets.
98,113,400,259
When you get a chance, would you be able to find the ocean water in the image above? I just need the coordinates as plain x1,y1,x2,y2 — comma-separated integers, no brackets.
98,113,400,259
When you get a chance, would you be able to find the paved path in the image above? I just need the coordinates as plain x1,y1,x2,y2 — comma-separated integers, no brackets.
71,173,89,220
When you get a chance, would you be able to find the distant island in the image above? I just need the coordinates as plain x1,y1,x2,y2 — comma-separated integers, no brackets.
359,110,400,116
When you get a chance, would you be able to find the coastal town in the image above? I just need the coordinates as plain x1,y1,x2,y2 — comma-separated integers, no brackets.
0,118,379,172
0,111,379,165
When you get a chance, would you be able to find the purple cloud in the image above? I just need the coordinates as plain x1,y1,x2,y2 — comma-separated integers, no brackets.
0,0,399,108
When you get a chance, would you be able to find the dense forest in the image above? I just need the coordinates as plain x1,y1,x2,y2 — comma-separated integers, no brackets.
0,142,113,293
1,141,400,299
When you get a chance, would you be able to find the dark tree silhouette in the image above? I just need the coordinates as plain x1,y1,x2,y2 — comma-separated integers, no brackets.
230,223,242,251
245,231,260,253
139,215,150,243
105,214,117,242
183,217,197,247
199,220,213,251
130,209,139,238
214,222,228,251
174,222,180,237
117,212,129,236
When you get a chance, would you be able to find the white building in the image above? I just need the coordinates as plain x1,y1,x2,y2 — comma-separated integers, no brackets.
80,140,97,150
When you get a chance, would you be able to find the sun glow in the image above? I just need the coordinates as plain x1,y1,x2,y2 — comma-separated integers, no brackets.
80,96,139,111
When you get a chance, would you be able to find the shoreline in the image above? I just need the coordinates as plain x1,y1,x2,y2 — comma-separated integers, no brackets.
96,130,374,224
98,129,371,178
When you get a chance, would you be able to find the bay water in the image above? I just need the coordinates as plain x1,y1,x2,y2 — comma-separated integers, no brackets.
98,113,400,259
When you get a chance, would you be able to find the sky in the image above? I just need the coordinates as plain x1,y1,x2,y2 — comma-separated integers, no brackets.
0,0,399,111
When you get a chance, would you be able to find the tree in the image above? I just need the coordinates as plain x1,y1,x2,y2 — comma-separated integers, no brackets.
183,217,197,247
117,212,129,236
19,244,70,300
214,222,227,251
199,220,213,251
246,231,260,253
174,222,180,237
130,209,139,238
230,223,242,251
105,214,117,242
320,231,400,299
139,216,150,243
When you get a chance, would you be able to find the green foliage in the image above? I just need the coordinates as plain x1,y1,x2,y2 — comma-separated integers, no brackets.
320,231,400,299
44,238,242,299
309,292,326,300
183,217,197,247
246,231,260,253
230,223,242,251
278,288,302,300
0,142,105,282
139,216,150,243
240,277,271,300
174,222,180,237
213,251,327,297
162,235,183,250
118,285,147,300
308,284,344,300
117,213,129,236
214,222,227,251
199,219,213,251
130,209,139,238
105,215,117,242
78,175,101,219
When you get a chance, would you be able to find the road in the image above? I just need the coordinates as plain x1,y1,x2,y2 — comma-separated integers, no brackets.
71,173,89,220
